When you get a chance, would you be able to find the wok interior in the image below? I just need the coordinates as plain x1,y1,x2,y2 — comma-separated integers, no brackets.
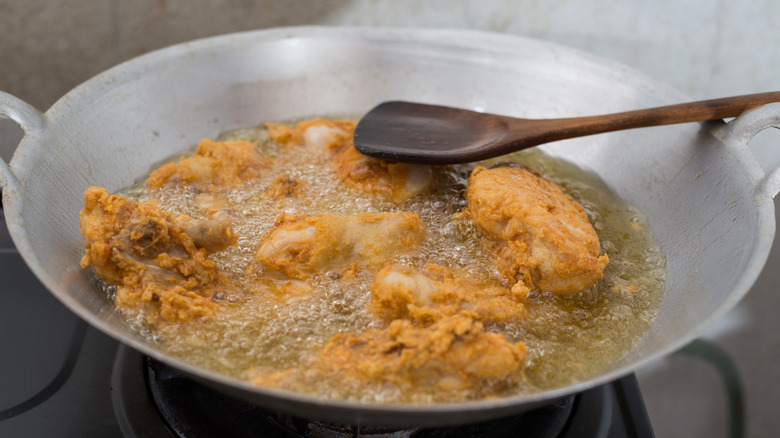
6,28,772,425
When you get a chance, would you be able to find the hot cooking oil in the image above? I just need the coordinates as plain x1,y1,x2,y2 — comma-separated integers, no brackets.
112,118,666,403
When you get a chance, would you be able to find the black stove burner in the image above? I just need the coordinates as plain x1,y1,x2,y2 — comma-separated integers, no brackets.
137,354,654,438
265,404,574,438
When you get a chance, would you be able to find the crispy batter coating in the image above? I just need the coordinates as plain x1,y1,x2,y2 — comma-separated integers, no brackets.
146,139,272,190
264,173,308,200
328,141,433,202
459,165,608,295
79,187,236,321
267,118,432,201
249,212,427,279
265,118,356,149
370,263,526,324
253,314,527,394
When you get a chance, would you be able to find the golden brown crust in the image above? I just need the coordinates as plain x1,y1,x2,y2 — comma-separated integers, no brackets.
460,165,608,294
264,173,308,200
369,263,527,324
79,186,235,322
146,139,272,191
249,211,427,279
253,314,527,394
267,118,432,201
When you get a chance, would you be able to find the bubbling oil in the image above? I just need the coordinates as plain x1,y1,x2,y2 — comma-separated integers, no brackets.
114,119,665,403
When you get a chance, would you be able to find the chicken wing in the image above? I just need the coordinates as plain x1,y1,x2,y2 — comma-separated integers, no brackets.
459,165,608,295
146,138,272,191
369,263,526,324
249,211,427,280
253,314,527,396
79,187,236,322
267,118,432,202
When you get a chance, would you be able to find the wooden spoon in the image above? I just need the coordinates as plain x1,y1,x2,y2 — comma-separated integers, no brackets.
353,92,780,164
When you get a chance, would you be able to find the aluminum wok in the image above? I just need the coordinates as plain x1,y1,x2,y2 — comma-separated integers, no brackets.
2,27,780,427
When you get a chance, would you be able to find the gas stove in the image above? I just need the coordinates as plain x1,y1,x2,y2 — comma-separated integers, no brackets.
0,209,654,437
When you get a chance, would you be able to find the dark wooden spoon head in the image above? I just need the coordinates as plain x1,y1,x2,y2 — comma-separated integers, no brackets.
353,101,513,164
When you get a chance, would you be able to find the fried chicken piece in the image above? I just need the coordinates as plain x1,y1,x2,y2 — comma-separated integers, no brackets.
264,121,299,146
459,165,608,295
328,142,434,203
249,212,427,280
79,187,236,322
370,263,526,324
265,118,356,149
264,173,308,200
146,138,272,191
267,118,432,202
253,314,527,395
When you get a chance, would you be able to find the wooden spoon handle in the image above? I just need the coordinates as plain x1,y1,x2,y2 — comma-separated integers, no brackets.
509,91,780,145
593,91,780,126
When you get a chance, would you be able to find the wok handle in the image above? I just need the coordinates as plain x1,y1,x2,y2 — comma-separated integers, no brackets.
720,102,780,198
0,91,46,193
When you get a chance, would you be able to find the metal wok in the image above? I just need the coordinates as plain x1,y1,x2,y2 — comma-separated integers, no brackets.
1,27,779,427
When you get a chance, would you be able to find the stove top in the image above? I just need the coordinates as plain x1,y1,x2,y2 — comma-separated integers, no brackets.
0,208,654,437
